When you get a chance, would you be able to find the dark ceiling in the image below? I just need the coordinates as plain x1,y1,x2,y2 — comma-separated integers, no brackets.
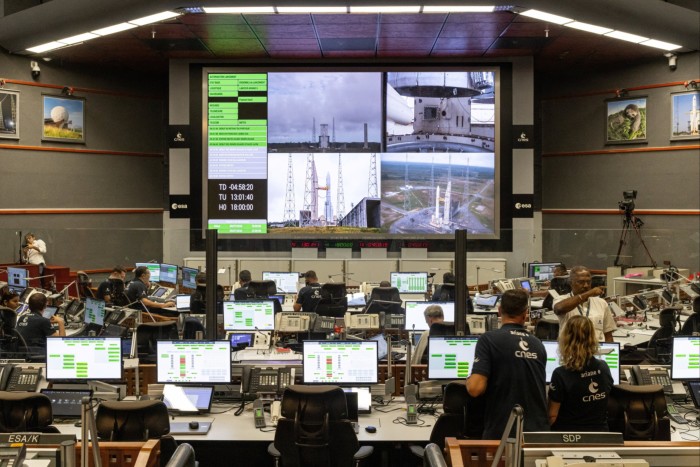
0,0,698,76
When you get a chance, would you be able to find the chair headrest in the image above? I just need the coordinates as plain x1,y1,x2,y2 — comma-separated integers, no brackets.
442,382,468,413
0,392,53,432
280,385,348,421
96,400,170,440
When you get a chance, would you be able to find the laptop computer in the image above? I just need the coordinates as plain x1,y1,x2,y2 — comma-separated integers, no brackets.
688,381,700,409
474,294,500,311
162,385,214,414
41,389,93,419
175,294,191,311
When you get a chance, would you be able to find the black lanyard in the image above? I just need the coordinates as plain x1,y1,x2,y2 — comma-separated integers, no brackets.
577,298,591,318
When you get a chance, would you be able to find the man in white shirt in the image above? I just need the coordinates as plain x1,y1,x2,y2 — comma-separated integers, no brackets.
553,266,616,342
411,304,445,364
22,232,47,287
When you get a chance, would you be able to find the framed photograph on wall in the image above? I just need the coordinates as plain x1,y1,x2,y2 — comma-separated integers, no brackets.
605,96,647,144
42,94,85,143
671,90,700,140
0,89,20,139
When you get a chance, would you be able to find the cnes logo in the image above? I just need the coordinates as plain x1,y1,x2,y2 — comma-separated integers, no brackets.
515,338,538,359
583,380,606,402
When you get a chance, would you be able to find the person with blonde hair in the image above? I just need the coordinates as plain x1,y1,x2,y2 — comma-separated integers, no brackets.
548,315,613,431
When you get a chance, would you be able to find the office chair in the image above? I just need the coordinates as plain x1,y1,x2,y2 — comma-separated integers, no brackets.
591,275,606,297
96,400,177,466
77,271,96,299
182,317,205,339
165,443,197,467
679,312,700,336
643,308,676,364
550,276,571,295
433,283,456,302
0,308,17,336
314,283,348,318
136,321,179,363
246,280,278,298
423,443,448,467
268,385,373,467
428,322,471,337
0,392,58,433
607,384,670,441
534,319,560,341
409,382,483,461
365,287,403,314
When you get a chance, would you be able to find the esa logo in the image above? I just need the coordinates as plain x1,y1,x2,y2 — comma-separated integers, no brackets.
171,203,188,210
582,380,606,402
515,339,538,359
515,202,532,209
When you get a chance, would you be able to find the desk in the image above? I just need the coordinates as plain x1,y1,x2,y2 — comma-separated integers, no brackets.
613,276,666,296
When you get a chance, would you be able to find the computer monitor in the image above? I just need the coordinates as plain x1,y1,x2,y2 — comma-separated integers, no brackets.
6,267,27,290
262,272,299,294
45,337,123,382
159,263,178,284
175,294,191,311
427,336,479,380
135,262,160,282
543,341,620,385
404,301,456,331
222,300,275,331
390,272,428,294
527,262,562,281
302,340,378,385
671,336,700,380
83,297,106,326
181,267,198,289
156,340,231,384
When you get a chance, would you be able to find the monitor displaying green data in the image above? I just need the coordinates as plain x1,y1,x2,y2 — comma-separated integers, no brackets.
303,340,378,385
156,340,232,384
222,300,275,331
671,336,700,380
390,272,428,294
427,336,478,380
45,337,122,381
83,297,106,326
543,341,620,385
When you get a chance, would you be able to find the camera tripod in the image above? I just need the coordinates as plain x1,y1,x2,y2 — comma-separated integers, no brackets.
614,211,657,267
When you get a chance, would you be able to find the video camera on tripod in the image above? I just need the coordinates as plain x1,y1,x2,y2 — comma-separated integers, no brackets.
618,190,637,217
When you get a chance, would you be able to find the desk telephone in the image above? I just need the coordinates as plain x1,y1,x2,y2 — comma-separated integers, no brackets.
628,365,671,390
0,364,41,392
60,299,84,320
247,367,293,395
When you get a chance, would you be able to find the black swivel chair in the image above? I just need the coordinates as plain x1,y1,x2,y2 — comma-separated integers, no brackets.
0,392,58,433
643,308,676,364
534,319,560,341
238,281,283,314
136,321,179,363
314,283,348,318
165,443,197,467
96,400,177,466
550,276,571,295
268,385,373,467
607,384,670,441
409,382,483,461
365,287,403,314
428,322,472,337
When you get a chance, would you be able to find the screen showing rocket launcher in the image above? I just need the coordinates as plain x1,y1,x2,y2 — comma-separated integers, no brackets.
156,340,231,384
222,300,275,331
390,272,428,293
303,340,378,385
427,336,479,380
45,337,122,381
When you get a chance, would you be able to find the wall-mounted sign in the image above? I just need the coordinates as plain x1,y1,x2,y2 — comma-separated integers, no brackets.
512,194,534,218
512,125,535,148
169,195,190,218
168,125,190,148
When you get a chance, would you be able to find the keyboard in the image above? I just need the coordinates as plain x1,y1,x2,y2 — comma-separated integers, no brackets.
233,349,302,361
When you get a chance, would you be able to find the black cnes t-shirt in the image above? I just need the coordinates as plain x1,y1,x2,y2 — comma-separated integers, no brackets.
296,283,322,312
16,312,54,350
549,357,614,431
471,323,549,439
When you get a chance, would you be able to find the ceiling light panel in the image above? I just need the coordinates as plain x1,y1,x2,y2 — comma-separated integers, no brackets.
519,9,572,25
604,30,649,43
129,11,181,26
639,39,682,50
203,7,276,14
423,6,495,13
350,6,421,13
564,21,612,35
91,23,137,36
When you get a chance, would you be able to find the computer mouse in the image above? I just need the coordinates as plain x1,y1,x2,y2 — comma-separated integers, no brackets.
189,421,199,430
364,425,376,433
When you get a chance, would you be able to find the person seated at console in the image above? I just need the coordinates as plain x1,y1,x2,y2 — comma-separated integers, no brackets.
0,291,21,336
294,270,322,312
16,293,64,352
233,270,252,300
432,272,455,301
548,315,613,431
411,304,445,365
96,265,127,305
126,266,175,311
190,272,225,313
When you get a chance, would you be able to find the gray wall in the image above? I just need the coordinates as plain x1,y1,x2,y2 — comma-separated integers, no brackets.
0,50,167,270
539,52,700,272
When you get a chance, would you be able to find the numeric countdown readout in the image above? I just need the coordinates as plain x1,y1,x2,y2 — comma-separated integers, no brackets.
207,73,268,234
